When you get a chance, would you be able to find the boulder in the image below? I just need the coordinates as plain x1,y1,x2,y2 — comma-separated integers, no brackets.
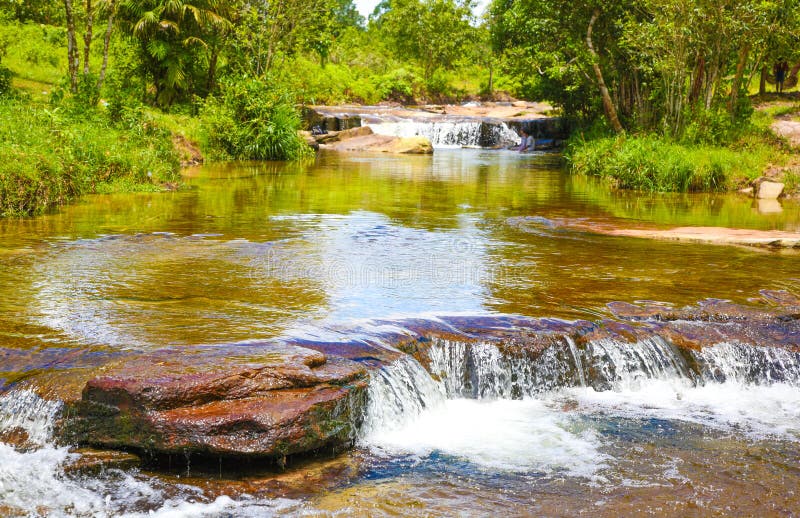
321,134,433,155
757,180,785,199
64,344,369,458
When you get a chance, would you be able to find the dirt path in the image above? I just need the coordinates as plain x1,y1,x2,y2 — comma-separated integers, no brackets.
771,115,800,148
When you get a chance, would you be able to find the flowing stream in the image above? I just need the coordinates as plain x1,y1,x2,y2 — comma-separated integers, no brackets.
1,150,800,515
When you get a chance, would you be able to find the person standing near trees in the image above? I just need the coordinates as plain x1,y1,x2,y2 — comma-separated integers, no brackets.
775,61,789,93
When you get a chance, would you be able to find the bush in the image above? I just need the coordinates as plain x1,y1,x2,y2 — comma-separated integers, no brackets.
375,68,418,103
566,134,770,192
201,78,311,161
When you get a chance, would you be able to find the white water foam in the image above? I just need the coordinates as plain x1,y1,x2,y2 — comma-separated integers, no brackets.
0,390,305,517
364,397,606,476
556,380,800,440
360,357,606,476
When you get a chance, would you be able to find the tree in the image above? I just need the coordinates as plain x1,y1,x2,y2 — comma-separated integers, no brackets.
115,0,231,106
228,0,353,76
374,0,475,83
491,0,635,129
492,0,800,136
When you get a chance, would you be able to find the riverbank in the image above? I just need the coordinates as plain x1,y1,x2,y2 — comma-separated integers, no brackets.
0,96,181,217
565,98,800,196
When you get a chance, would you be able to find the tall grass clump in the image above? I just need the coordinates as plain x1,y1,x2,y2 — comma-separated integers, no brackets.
201,78,312,161
0,97,179,217
566,133,773,192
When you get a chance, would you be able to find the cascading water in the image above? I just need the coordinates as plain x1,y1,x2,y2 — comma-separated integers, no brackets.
694,341,800,385
360,334,800,463
360,354,606,476
367,120,520,149
424,336,800,399
0,388,62,446
359,356,446,437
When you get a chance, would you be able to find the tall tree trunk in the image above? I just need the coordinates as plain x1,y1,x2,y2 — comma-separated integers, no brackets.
760,66,768,95
586,10,623,134
83,0,94,75
207,44,219,93
689,54,705,106
63,0,79,93
729,44,750,117
97,0,116,91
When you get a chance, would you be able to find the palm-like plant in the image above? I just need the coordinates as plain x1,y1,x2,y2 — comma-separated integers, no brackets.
116,0,230,106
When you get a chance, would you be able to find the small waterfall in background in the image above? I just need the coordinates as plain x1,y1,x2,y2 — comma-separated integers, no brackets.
367,120,520,149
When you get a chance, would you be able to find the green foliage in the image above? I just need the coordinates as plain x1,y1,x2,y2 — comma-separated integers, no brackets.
0,21,66,86
374,0,475,84
115,0,232,107
0,97,179,217
201,78,311,161
0,0,63,24
0,65,10,95
491,0,800,134
375,68,418,103
567,134,772,192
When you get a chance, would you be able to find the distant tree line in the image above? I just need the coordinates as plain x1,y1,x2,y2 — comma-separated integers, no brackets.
491,0,800,137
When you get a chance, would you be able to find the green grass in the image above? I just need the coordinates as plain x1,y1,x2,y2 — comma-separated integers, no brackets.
566,134,777,192
0,21,67,86
0,98,180,217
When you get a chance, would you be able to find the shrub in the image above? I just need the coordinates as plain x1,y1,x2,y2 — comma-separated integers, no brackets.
201,78,311,161
566,134,770,192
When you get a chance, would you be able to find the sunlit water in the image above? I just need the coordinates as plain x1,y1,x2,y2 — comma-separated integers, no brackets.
1,149,800,515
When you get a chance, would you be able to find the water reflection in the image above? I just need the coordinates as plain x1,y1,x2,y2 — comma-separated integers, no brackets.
0,149,798,365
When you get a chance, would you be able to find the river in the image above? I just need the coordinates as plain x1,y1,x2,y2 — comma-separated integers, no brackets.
1,149,799,516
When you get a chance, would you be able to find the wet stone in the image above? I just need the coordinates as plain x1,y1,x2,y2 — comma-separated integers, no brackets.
63,448,141,475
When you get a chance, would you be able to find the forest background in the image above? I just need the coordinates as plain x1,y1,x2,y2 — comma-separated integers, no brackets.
1,0,799,216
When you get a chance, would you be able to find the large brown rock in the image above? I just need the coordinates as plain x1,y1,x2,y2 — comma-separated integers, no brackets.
64,344,369,458
321,134,434,154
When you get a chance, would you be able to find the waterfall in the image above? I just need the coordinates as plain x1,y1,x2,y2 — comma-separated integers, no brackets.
0,389,63,446
422,336,800,400
694,342,800,385
367,121,520,149
427,338,583,398
359,356,446,438
582,336,697,390
566,337,588,387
